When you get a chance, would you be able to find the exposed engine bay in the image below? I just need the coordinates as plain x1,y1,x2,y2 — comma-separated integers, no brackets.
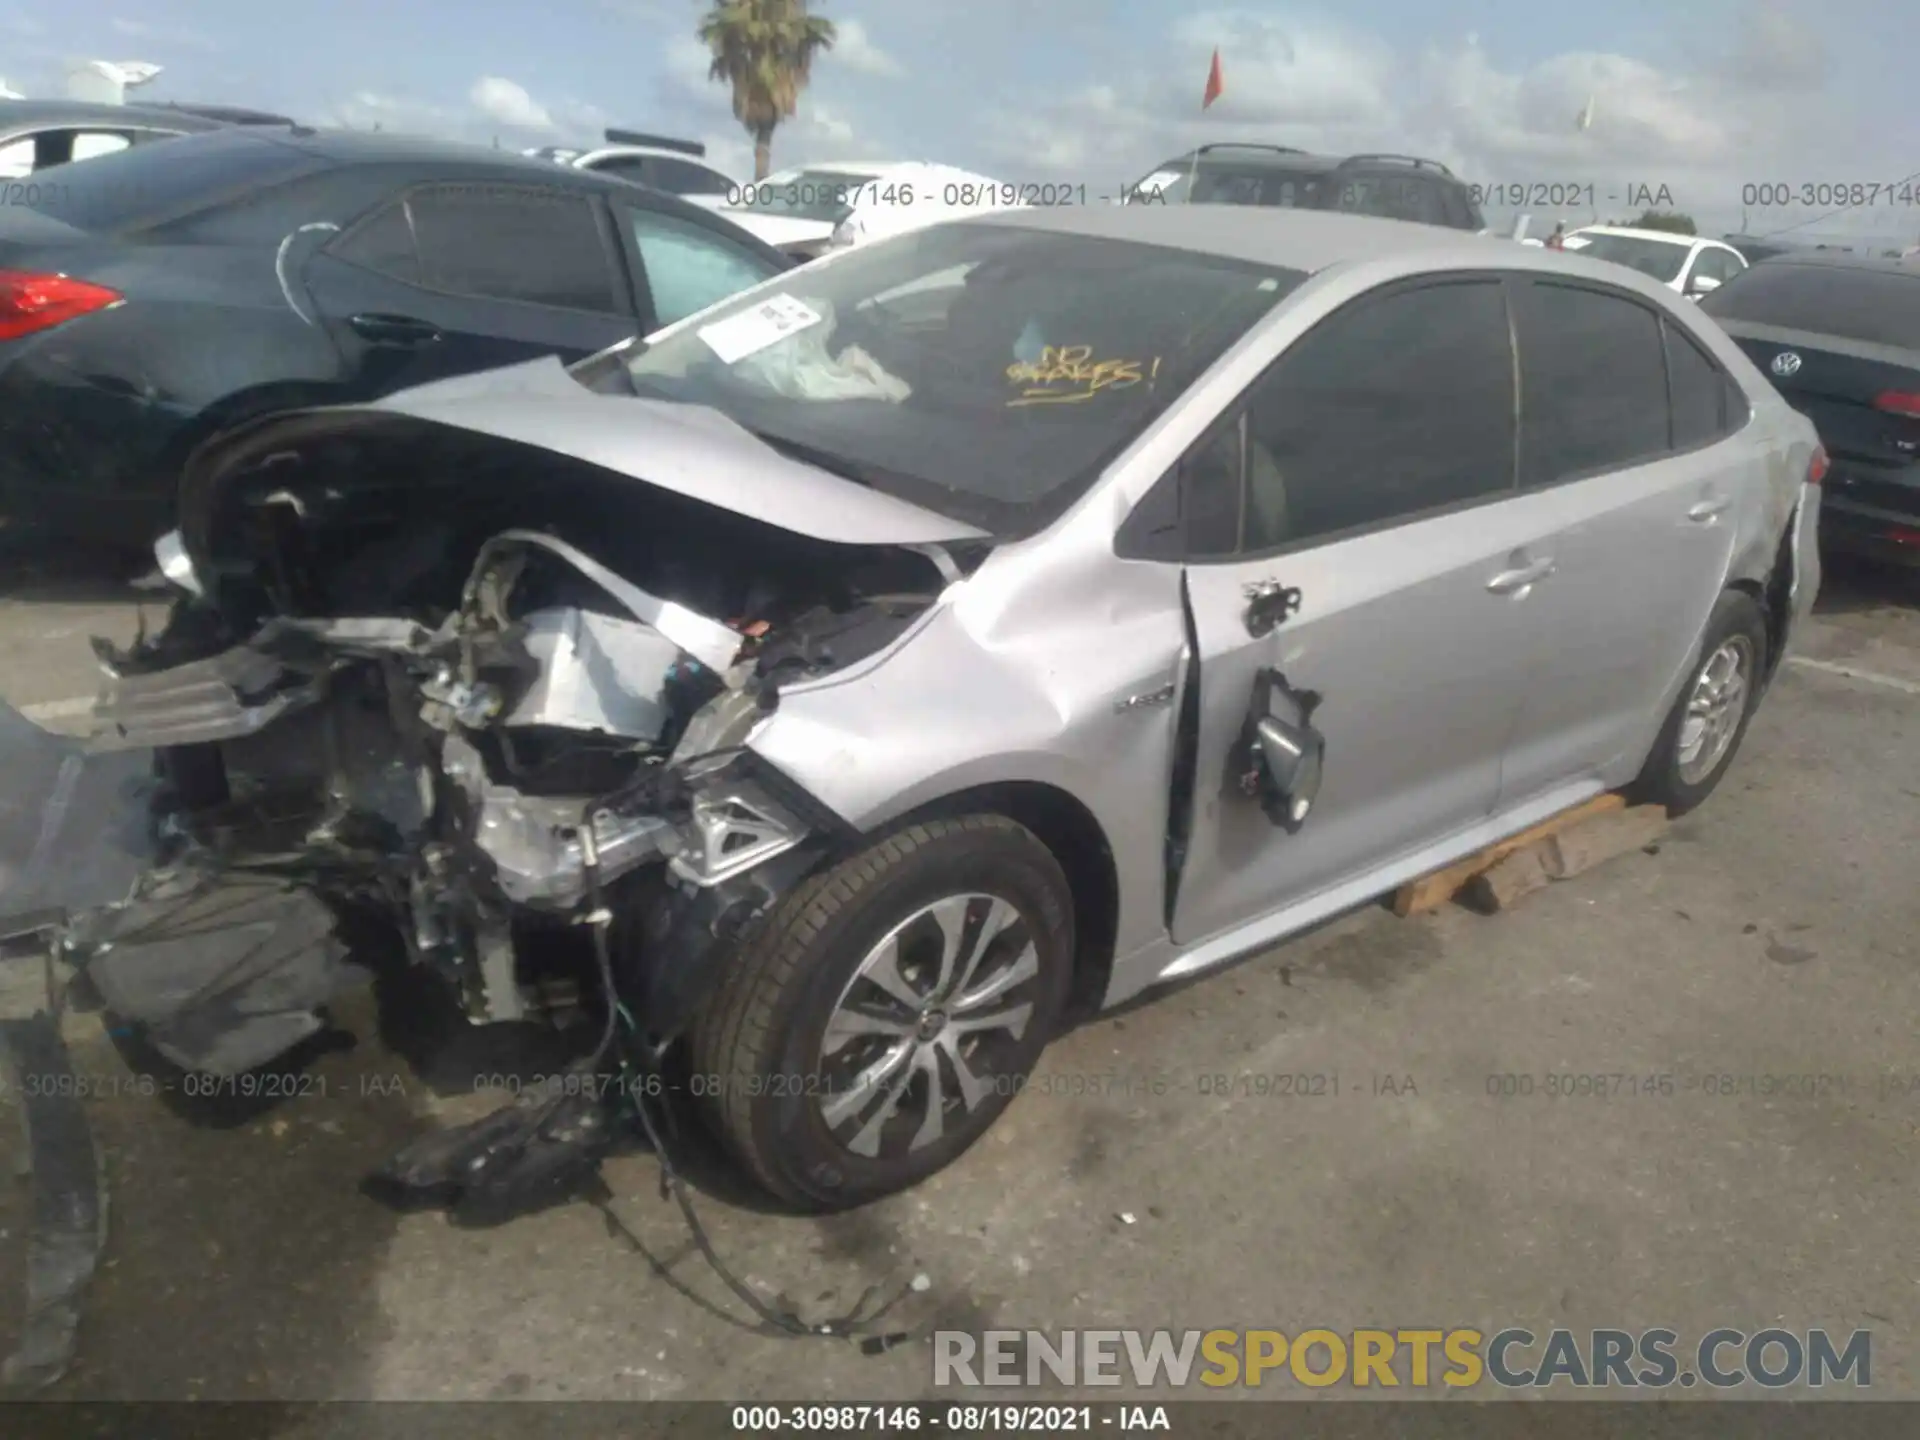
38,420,972,1219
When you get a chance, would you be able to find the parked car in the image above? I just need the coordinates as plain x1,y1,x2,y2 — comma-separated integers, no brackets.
25,207,1821,1217
0,124,790,547
1699,254,1920,565
1563,226,1748,300
527,129,739,210
1719,233,1807,265
717,160,1017,260
1121,145,1486,232
0,97,293,179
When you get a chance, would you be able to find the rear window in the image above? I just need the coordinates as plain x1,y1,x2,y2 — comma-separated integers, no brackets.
23,128,319,233
1698,262,1920,350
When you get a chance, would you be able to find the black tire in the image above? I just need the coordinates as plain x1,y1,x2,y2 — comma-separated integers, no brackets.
688,814,1074,1211
1629,589,1769,816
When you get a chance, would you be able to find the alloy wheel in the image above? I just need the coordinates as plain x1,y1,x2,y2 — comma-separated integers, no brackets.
1675,635,1753,784
815,892,1041,1160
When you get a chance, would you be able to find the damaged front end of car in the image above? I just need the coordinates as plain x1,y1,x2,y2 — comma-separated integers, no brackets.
20,392,978,1221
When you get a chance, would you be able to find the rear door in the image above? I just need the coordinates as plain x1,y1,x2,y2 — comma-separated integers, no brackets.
1162,277,1548,947
1495,279,1751,806
301,180,643,396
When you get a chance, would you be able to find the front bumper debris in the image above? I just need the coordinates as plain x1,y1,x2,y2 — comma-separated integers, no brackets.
0,920,104,1393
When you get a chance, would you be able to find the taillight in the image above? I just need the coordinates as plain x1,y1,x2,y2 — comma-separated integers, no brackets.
1807,444,1828,485
1873,390,1920,418
0,268,122,340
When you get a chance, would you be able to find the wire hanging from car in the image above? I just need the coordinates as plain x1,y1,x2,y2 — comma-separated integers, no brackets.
573,819,921,1352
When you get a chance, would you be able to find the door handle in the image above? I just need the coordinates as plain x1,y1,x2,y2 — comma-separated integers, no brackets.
1485,557,1555,594
349,313,442,346
1242,578,1303,638
1687,496,1730,522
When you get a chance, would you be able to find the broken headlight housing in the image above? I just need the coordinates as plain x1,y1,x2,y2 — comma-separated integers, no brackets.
661,694,808,888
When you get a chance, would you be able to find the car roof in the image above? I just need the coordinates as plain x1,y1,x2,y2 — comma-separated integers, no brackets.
254,125,600,174
967,204,1507,272
1571,225,1707,246
0,97,236,131
576,144,728,165
1163,145,1459,178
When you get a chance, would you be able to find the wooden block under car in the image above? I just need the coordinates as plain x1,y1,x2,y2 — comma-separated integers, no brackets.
1389,793,1627,918
1461,803,1671,914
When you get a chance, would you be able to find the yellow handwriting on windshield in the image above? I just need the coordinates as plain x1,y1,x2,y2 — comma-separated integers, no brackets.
1006,346,1159,406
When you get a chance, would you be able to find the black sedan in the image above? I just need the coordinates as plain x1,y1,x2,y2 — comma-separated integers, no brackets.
1700,254,1920,566
0,125,791,547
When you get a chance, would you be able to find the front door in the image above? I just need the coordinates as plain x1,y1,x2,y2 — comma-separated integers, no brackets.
1167,277,1553,947
302,181,643,398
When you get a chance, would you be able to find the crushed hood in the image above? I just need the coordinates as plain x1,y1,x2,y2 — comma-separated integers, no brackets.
195,356,988,549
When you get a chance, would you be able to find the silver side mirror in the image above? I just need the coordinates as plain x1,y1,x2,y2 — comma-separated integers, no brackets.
1238,667,1325,832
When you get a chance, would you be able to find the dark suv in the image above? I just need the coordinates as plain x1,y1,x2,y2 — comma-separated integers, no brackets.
1123,145,1485,231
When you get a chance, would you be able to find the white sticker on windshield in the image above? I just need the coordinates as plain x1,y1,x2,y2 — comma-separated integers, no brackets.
697,294,823,365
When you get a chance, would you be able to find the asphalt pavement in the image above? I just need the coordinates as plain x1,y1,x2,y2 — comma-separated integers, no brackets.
0,523,1916,1404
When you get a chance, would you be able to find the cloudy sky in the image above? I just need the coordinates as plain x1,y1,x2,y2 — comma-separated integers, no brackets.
2,0,1913,241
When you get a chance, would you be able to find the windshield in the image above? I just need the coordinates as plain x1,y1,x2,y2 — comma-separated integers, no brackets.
1698,262,1920,350
1571,233,1692,283
730,169,880,224
23,127,320,233
623,222,1307,535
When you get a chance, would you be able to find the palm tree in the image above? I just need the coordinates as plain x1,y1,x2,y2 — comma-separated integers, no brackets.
697,0,836,180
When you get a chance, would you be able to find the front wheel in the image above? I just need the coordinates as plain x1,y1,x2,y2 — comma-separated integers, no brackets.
1630,589,1768,816
689,815,1075,1211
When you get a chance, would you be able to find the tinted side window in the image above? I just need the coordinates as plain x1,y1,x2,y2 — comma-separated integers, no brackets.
407,184,618,311
1332,174,1449,226
626,206,779,327
1666,319,1731,449
1236,279,1516,552
330,198,421,283
1514,280,1668,487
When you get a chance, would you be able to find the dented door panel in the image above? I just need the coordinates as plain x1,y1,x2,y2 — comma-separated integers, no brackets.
1169,500,1551,949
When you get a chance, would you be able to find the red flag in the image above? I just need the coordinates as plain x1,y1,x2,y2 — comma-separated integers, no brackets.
1202,48,1224,110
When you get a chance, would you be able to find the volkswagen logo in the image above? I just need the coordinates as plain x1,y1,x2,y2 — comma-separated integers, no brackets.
1771,351,1803,378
